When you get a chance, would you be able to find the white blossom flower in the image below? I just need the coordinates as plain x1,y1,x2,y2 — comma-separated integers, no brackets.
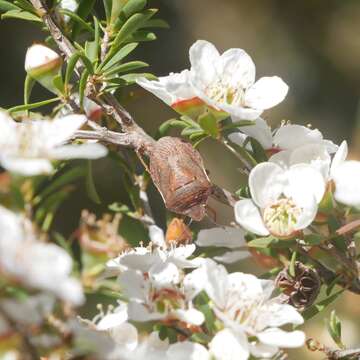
119,265,205,326
229,120,337,154
235,162,325,237
329,141,360,208
0,112,107,176
0,205,84,305
196,227,250,264
106,225,199,276
188,259,305,359
137,40,288,120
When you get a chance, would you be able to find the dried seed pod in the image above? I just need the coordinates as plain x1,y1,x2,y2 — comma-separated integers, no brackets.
165,217,193,245
275,261,321,310
148,136,212,221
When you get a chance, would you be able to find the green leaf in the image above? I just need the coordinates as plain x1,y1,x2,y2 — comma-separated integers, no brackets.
109,9,157,55
59,9,94,34
77,52,94,74
198,111,219,138
23,73,35,110
1,9,41,22
72,0,96,38
86,160,101,204
221,120,255,130
103,60,148,76
52,74,65,94
79,69,90,107
110,0,127,24
157,119,188,137
103,0,112,22
190,333,212,345
127,30,156,42
13,0,34,12
250,137,268,163
98,42,138,72
289,251,297,277
303,233,323,245
33,166,86,205
119,72,155,84
65,52,81,90
302,289,344,321
0,1,20,11
8,97,60,113
247,236,279,248
122,0,147,18
142,18,169,29
85,40,99,63
327,310,344,349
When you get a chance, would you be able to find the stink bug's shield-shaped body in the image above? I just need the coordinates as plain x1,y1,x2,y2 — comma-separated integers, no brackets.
148,136,212,221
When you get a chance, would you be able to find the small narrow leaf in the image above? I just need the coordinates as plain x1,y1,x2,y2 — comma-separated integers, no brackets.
23,73,35,107
99,42,138,72
198,111,219,138
86,161,101,204
59,9,94,34
289,251,297,277
8,97,60,113
122,0,147,18
247,236,278,248
103,60,148,76
1,9,41,22
65,52,81,90
79,69,90,107
0,1,20,11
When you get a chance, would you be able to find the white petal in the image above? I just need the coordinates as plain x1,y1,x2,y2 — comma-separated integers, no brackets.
258,303,304,328
257,328,305,348
183,266,207,300
119,270,146,301
249,162,285,208
127,302,164,322
148,225,165,247
97,304,128,331
137,70,195,106
218,101,262,120
245,76,288,110
285,164,326,204
196,226,247,249
233,117,273,150
110,322,138,351
250,342,278,358
209,329,249,360
0,112,16,146
49,143,108,160
189,40,220,86
273,124,323,151
234,199,270,236
289,144,331,179
214,250,251,264
46,115,87,146
269,150,292,168
167,341,210,360
333,160,360,207
219,48,256,89
0,156,53,176
25,44,60,72
149,262,180,287
330,140,348,178
173,308,205,326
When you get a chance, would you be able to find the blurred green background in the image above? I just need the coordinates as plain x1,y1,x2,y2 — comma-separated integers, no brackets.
1,0,360,358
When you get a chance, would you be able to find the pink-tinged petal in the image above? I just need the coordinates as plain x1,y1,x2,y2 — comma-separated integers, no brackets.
249,162,285,208
189,40,219,86
245,76,288,110
257,328,305,348
167,341,210,360
219,48,256,89
209,329,249,360
273,124,323,151
257,303,304,328
173,308,205,326
330,140,348,177
333,160,360,208
234,199,270,236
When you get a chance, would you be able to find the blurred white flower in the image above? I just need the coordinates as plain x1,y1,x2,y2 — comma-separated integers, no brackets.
196,227,250,264
229,120,337,154
0,112,107,176
235,162,325,237
188,259,305,359
137,40,288,120
0,205,84,305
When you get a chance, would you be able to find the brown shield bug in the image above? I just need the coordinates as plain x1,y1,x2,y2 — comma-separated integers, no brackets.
147,136,212,221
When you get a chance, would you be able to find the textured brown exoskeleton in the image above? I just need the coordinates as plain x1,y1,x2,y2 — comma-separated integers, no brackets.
147,136,212,221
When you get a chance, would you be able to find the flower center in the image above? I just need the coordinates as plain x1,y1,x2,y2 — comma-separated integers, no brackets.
263,198,302,238
205,79,245,107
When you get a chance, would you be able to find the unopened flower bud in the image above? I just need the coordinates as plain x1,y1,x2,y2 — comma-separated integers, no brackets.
25,44,62,94
165,218,192,245
276,261,321,311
